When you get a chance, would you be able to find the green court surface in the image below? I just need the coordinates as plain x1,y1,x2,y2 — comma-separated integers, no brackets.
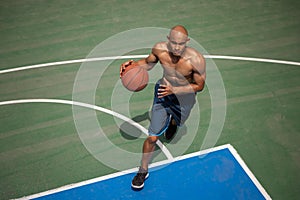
0,1,299,199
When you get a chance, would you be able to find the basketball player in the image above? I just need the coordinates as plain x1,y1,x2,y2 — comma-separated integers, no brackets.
120,25,206,189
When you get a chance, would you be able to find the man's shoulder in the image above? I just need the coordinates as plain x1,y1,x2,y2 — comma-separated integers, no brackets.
153,41,168,50
152,42,168,56
184,47,206,70
185,47,204,58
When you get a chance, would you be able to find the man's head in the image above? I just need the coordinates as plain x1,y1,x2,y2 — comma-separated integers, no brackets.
167,25,190,56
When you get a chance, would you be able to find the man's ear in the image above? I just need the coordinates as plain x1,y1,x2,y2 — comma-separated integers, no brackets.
167,35,170,41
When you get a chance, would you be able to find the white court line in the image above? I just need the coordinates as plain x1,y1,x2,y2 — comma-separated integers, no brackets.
205,55,300,66
227,145,272,200
0,54,299,74
0,99,173,161
13,144,271,200
0,55,148,74
1,54,283,199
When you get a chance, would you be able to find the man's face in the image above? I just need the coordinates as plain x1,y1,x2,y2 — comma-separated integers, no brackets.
167,31,189,56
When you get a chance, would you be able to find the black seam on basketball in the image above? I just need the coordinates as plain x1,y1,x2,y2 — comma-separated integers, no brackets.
139,69,147,90
140,68,148,90
136,68,144,91
125,67,141,90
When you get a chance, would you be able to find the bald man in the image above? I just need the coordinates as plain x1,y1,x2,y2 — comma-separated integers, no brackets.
120,25,206,189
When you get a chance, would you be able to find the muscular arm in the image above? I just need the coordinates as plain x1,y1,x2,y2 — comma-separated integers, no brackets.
135,52,158,71
120,44,160,77
189,53,206,92
135,43,162,70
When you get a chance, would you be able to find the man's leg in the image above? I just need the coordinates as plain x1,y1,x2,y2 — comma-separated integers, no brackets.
141,136,158,170
164,116,178,140
131,136,158,189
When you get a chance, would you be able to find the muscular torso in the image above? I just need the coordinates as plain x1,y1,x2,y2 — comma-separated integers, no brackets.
155,43,195,86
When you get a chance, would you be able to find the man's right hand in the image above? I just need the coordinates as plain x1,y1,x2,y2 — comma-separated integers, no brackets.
119,60,134,78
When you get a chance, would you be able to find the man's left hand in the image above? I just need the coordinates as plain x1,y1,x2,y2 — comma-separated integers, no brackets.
157,78,174,98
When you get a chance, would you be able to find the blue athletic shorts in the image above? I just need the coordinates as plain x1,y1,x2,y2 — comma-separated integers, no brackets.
148,79,196,136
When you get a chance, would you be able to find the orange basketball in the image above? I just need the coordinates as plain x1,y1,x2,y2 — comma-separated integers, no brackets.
121,63,149,92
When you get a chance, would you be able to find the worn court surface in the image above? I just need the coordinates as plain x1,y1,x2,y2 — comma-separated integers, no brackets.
21,145,270,200
0,1,300,200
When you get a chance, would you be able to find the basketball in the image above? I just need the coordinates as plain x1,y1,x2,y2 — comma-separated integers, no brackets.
120,62,149,92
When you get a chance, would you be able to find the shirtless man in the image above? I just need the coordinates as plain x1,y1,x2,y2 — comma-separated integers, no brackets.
120,25,206,189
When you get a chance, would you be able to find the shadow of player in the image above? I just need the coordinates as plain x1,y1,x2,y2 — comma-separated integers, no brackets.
159,124,188,144
119,111,187,144
119,111,150,140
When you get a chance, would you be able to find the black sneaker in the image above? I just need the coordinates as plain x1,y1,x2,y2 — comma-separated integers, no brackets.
164,117,178,140
131,167,149,189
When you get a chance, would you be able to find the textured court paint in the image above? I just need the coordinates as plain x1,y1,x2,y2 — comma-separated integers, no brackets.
1,1,300,199
0,99,173,161
20,145,270,200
